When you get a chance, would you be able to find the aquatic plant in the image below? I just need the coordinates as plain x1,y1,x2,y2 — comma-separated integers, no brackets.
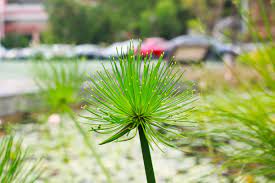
200,1,275,179
84,46,195,182
32,59,112,182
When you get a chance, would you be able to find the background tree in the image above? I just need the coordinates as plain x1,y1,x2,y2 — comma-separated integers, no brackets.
1,33,30,48
184,0,227,33
44,0,192,43
44,0,112,44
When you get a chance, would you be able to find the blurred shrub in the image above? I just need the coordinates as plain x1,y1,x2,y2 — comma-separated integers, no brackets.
184,0,228,32
40,28,57,44
32,59,112,181
0,33,30,48
191,45,275,180
182,5,275,179
44,0,112,44
203,90,275,180
237,45,275,90
139,0,189,39
140,0,180,38
32,59,85,113
187,19,206,34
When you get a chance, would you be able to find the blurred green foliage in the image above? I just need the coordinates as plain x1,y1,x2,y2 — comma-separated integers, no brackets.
186,45,275,181
43,0,192,44
0,136,42,182
237,45,275,90
32,59,112,182
32,59,85,113
179,1,275,179
44,0,111,44
0,33,30,48
180,44,275,181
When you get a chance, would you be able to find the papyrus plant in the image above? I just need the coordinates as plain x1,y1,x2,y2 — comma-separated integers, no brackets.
33,59,84,113
0,136,42,183
196,1,275,180
32,59,112,182
206,90,274,179
210,46,274,180
84,47,195,182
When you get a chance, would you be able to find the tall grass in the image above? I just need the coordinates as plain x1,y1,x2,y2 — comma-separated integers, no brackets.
0,136,42,183
237,46,275,90
177,1,275,181
204,89,274,178
195,1,275,180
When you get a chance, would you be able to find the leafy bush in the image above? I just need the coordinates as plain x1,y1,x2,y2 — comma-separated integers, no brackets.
187,19,206,34
1,34,30,48
44,0,112,44
44,0,192,43
139,0,190,39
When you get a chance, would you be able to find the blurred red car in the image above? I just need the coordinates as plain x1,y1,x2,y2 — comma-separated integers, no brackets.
139,38,169,58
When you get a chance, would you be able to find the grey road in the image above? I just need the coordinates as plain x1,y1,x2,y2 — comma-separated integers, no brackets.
0,61,112,97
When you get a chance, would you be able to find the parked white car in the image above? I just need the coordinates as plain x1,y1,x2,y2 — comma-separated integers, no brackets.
51,44,75,58
4,49,21,60
31,44,75,59
18,48,37,59
0,45,6,60
74,44,102,59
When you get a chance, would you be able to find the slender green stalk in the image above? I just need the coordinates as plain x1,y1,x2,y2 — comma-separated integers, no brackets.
138,126,156,183
32,60,112,182
66,107,112,183
59,115,69,163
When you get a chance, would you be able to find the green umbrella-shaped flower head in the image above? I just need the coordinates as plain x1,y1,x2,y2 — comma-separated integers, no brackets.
84,45,195,148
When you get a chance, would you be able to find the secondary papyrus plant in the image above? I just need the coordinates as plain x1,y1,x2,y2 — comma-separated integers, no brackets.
32,59,112,182
0,136,42,183
192,1,275,181
215,1,275,180
83,47,195,182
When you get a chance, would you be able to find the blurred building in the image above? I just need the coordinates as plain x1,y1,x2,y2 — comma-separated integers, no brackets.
0,0,47,44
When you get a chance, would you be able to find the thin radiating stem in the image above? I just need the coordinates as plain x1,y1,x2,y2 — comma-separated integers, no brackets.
138,125,156,183
65,107,112,183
